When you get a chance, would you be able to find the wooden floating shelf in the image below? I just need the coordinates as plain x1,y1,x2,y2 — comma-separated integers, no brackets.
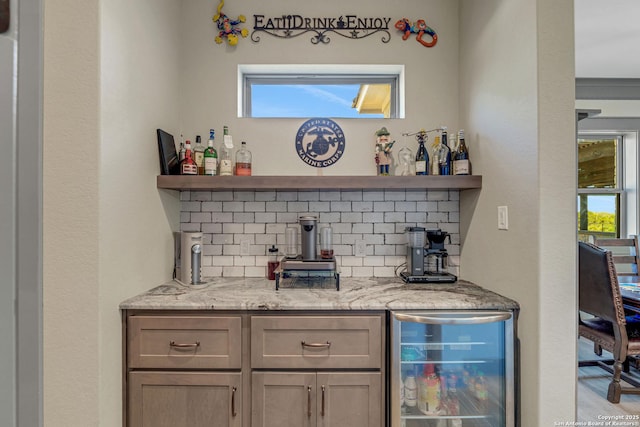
157,175,482,191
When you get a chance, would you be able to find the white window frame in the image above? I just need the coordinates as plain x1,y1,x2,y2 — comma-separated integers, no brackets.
577,132,631,238
237,64,405,119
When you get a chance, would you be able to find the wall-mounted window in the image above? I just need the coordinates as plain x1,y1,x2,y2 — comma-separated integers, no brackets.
577,135,624,239
238,64,404,119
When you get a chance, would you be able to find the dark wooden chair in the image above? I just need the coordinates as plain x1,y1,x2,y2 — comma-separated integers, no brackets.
578,241,640,402
594,235,640,278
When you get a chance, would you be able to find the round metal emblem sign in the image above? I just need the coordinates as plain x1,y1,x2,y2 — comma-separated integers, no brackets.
295,118,346,168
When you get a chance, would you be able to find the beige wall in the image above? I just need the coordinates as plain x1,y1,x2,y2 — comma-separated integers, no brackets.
459,0,576,424
179,0,460,175
43,0,577,425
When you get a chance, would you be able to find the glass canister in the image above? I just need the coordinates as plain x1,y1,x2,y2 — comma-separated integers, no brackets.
320,225,333,259
285,227,298,258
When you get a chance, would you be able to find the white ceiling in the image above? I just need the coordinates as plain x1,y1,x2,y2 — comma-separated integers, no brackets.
575,0,640,78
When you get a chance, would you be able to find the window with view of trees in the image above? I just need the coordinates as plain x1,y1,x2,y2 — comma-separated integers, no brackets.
577,136,623,239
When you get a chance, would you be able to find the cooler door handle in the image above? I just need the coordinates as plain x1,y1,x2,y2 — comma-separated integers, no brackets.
393,311,511,325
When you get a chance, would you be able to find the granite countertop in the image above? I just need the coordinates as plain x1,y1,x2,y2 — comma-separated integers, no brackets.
119,277,519,312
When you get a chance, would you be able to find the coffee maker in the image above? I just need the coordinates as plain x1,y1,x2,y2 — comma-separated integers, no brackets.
425,229,451,276
400,227,457,283
276,215,339,290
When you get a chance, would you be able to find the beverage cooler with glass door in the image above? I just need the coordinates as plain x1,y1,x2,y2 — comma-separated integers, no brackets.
390,311,517,427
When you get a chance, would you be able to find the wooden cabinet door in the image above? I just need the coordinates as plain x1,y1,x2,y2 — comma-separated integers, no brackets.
316,372,382,427
128,371,241,427
252,372,316,427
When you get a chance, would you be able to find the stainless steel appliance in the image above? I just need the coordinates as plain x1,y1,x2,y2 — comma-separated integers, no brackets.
177,231,204,285
401,228,457,283
275,215,339,290
299,215,318,260
406,227,426,276
390,311,517,427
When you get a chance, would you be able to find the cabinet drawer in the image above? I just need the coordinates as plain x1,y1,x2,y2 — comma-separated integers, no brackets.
128,315,241,369
251,315,382,369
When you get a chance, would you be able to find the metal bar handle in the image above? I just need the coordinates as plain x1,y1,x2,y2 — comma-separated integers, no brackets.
321,385,325,416
231,387,237,417
393,311,511,325
169,340,201,348
301,341,331,348
307,386,312,417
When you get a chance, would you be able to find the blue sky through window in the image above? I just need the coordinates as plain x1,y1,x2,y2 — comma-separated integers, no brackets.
251,84,384,118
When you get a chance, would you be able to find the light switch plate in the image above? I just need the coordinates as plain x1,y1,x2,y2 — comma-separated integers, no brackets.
498,206,509,230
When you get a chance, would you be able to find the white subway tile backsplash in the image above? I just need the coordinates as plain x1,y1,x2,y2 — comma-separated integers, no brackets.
363,190,384,201
255,212,276,223
179,189,461,278
233,191,255,201
309,201,331,212
182,201,201,212
245,201,266,212
298,191,320,201
276,191,298,201
427,190,449,201
223,201,244,212
341,212,363,223
202,201,223,212
320,191,341,201
384,190,406,201
341,191,363,201
233,213,255,223
255,191,277,201
352,201,374,212
212,212,233,223
192,191,212,201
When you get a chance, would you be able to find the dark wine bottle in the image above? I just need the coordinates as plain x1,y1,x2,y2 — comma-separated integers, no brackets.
439,127,452,175
453,129,470,175
415,130,429,175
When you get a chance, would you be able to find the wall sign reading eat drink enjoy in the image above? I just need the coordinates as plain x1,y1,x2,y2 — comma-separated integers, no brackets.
295,118,346,168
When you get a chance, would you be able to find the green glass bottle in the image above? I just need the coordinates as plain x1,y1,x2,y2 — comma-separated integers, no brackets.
203,129,218,176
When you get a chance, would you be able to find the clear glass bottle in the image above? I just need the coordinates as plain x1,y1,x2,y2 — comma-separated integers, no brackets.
180,140,198,175
193,135,205,175
218,125,234,176
235,141,252,176
415,130,429,175
178,134,186,163
431,135,441,176
453,129,470,175
203,129,218,176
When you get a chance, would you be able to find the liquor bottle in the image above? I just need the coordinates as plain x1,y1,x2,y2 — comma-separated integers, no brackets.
193,135,205,175
219,125,234,176
415,130,429,175
453,129,470,175
203,129,218,176
235,141,252,176
180,140,198,175
430,135,441,176
439,127,452,175
178,134,186,163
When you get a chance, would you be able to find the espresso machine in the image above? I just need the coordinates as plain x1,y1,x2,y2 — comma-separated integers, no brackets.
400,227,457,283
276,215,339,290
